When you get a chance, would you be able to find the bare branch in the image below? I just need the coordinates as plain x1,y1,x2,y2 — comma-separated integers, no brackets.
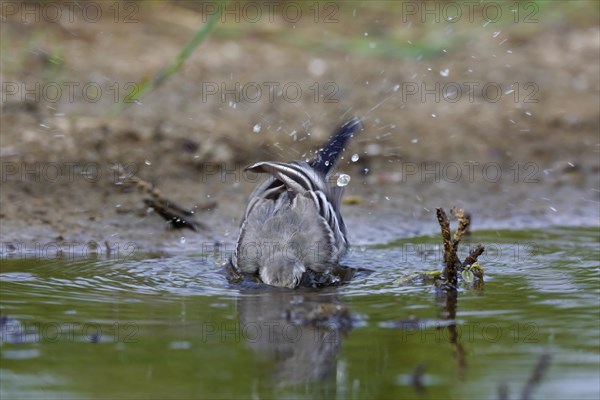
436,208,459,287
462,244,485,268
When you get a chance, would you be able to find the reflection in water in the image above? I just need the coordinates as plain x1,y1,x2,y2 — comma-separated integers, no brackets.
437,287,466,381
1,228,596,398
235,289,354,385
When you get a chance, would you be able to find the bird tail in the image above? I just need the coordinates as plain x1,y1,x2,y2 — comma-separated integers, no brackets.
310,117,362,175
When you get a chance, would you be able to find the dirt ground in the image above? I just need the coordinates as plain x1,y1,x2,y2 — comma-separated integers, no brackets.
1,1,598,257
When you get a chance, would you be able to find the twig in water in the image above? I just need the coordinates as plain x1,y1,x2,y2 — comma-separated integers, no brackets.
143,198,203,232
451,206,471,247
113,164,209,231
521,353,552,400
436,208,459,287
435,207,485,288
410,363,427,396
496,352,552,400
498,383,510,400
462,243,485,268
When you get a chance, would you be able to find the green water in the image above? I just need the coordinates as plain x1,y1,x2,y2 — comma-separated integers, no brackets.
1,227,598,399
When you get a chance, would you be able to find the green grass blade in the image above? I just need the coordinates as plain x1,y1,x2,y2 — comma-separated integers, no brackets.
109,1,226,116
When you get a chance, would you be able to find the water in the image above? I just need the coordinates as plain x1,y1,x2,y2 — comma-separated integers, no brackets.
1,227,598,399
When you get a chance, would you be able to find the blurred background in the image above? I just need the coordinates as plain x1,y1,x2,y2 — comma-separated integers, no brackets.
1,0,599,248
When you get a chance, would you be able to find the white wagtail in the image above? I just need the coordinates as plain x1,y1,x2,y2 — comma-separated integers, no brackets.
231,117,362,288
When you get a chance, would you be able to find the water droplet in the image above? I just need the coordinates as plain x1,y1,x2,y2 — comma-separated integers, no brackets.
363,168,370,174
324,161,330,167
393,84,400,92
364,32,368,36
145,160,151,166
365,143,382,156
308,58,327,76
525,111,532,116
440,69,449,77
411,138,418,144
337,174,351,187
180,237,186,244
493,31,501,38
351,154,360,162
252,123,261,133
431,113,437,118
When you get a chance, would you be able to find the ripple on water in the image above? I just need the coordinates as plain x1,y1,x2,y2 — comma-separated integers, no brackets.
0,227,598,399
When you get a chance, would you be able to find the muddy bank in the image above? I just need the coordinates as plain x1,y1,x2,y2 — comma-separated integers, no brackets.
1,2,598,256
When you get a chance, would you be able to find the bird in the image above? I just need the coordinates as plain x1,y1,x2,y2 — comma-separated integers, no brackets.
231,117,362,288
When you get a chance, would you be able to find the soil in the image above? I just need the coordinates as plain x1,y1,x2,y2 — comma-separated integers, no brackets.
1,2,598,257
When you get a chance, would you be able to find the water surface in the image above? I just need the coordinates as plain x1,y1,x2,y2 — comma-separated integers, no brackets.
1,227,598,399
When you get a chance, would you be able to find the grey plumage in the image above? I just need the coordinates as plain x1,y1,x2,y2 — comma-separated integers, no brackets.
232,117,362,288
